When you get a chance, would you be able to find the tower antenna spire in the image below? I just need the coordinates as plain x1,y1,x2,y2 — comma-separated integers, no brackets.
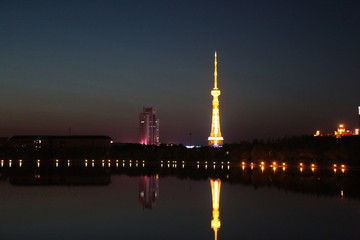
214,51,218,89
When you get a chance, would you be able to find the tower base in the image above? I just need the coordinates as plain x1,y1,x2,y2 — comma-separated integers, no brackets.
208,137,224,147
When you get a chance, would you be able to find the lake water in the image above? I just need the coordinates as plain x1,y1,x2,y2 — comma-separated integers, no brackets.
0,160,359,240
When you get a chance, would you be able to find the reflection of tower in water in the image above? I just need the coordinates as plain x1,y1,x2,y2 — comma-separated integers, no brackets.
139,175,159,209
210,179,221,240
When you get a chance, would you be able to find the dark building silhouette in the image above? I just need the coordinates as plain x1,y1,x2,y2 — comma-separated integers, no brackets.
9,135,112,156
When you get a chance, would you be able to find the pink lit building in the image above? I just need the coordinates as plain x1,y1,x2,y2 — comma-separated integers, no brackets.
139,107,160,145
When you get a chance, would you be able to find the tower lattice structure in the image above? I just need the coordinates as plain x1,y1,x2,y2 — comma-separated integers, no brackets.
208,52,224,147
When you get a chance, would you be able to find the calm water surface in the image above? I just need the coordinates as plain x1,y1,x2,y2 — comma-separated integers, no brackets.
0,163,359,240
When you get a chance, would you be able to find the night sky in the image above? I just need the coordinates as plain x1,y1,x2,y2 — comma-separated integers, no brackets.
1,0,359,145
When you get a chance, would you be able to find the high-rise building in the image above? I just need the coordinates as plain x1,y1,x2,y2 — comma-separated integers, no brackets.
139,107,160,145
208,52,224,147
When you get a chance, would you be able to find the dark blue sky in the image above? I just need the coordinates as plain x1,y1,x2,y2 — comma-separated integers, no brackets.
1,0,360,145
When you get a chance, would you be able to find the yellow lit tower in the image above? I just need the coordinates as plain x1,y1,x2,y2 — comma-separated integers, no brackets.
210,179,221,240
208,52,224,147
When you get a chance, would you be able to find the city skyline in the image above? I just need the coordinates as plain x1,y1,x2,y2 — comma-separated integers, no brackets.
1,1,360,145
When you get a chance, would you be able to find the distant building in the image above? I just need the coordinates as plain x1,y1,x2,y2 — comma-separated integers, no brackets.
10,135,112,155
139,107,160,145
314,124,359,138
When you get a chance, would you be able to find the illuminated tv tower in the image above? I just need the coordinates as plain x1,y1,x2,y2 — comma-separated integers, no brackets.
210,179,221,240
208,52,224,147
358,106,360,129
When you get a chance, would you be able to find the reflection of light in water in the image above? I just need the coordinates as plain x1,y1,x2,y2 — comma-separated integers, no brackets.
37,159,40,168
55,159,59,168
341,190,344,199
250,162,254,170
19,159,22,167
85,159,88,167
341,164,346,173
242,165,245,171
282,163,286,171
9,160,12,168
210,179,221,240
271,162,277,172
311,164,315,173
1,160,4,167
92,159,95,167
102,159,105,167
67,160,70,167
260,162,265,173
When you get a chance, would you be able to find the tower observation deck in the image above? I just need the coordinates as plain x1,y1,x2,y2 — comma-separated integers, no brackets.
208,52,224,147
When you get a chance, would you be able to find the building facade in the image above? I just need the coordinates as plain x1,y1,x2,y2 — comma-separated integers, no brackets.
139,107,160,145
